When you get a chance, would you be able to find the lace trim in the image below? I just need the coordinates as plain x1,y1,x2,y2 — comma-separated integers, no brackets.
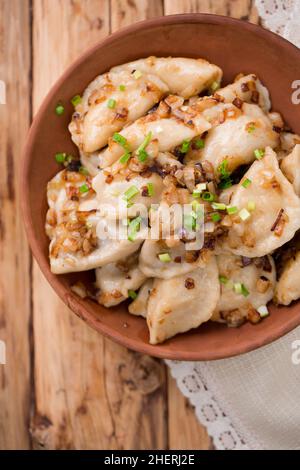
255,0,300,47
167,360,250,450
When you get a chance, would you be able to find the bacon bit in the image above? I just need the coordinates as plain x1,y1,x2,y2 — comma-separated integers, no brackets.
174,256,182,263
113,108,128,121
251,90,259,104
213,93,225,103
185,278,195,289
270,208,287,236
247,308,261,324
241,82,249,93
272,125,282,134
105,174,114,184
232,97,243,109
185,250,200,263
140,168,153,178
256,276,270,293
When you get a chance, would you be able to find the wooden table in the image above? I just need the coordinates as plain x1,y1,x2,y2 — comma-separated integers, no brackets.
0,0,258,450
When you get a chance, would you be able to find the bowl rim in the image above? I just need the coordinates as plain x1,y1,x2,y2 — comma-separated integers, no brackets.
21,13,300,360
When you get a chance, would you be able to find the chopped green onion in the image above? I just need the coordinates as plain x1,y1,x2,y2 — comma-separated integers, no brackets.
212,202,226,210
202,191,215,202
219,275,228,284
193,190,201,198
137,132,152,162
211,212,221,223
71,94,81,107
246,123,256,133
158,253,171,263
226,206,238,215
241,284,250,297
119,84,126,91
119,152,131,164
133,70,142,79
254,148,265,160
239,208,251,221
79,166,89,175
192,200,203,214
195,138,205,149
196,182,207,191
123,185,139,201
218,159,230,179
79,183,89,194
55,152,66,163
107,98,116,109
181,139,190,154
128,290,137,300
242,178,252,188
218,179,232,189
147,182,154,196
211,81,220,92
113,132,128,147
233,282,242,294
247,200,256,211
184,213,196,231
55,103,64,115
257,305,269,318
128,216,142,242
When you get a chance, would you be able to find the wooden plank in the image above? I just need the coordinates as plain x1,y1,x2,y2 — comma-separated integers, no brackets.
164,0,258,22
111,0,164,31
31,0,167,450
0,0,32,450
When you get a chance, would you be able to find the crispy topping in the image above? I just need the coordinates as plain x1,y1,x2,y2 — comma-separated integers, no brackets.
185,278,195,289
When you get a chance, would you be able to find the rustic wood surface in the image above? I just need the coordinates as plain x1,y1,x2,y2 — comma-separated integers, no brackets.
0,0,257,450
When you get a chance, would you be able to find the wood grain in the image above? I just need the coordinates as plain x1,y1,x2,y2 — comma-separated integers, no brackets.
0,0,32,450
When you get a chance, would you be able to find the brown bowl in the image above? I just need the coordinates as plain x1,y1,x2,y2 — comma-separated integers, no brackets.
22,14,300,360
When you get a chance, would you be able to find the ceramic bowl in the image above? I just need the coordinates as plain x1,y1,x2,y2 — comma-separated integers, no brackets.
22,14,300,360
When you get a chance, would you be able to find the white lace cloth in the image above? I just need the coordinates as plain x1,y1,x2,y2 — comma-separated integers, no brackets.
167,1,300,450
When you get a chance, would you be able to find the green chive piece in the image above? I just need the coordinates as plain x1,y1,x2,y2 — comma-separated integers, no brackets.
242,178,252,188
119,152,131,164
226,206,238,215
195,138,205,149
233,282,242,294
71,94,81,107
219,275,228,284
128,290,137,300
211,212,221,222
210,81,220,92
123,185,139,201
158,253,171,263
184,213,196,231
218,159,230,179
254,148,265,160
201,191,215,202
133,70,142,79
212,202,226,210
107,98,116,109
247,123,256,133
55,103,64,115
181,139,190,154
257,305,269,317
147,182,154,197
79,183,89,194
128,216,142,241
218,179,232,189
55,152,66,163
79,166,89,175
193,190,201,198
137,132,152,162
119,84,126,91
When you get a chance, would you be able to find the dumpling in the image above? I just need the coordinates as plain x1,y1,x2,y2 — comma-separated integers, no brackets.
215,74,271,112
79,150,101,177
225,147,300,257
92,170,164,219
97,105,211,168
216,253,275,320
95,255,147,307
280,144,300,196
147,256,219,344
128,279,153,317
139,240,206,279
69,70,168,153
274,251,300,305
189,103,279,173
111,56,222,99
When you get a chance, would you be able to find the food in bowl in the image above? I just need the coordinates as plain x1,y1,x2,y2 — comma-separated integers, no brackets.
45,56,300,345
